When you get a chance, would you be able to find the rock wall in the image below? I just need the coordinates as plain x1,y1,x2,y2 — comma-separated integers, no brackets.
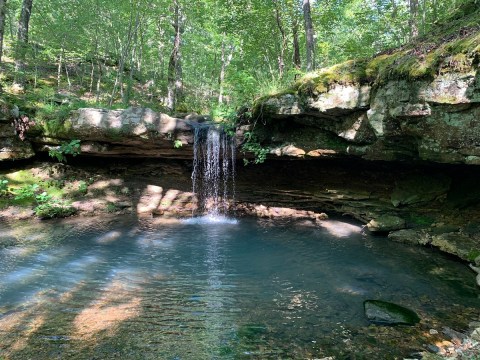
253,69,480,165
31,107,200,158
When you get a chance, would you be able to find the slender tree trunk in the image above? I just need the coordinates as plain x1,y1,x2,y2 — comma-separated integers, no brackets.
15,0,33,84
292,18,301,70
123,12,140,106
273,0,286,77
109,7,139,107
95,58,102,104
0,0,7,64
57,48,63,89
167,0,184,111
302,0,315,72
218,34,233,104
89,61,95,93
64,62,71,90
409,0,419,39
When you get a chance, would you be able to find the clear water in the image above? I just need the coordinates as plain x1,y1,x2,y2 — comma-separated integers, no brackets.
0,216,478,359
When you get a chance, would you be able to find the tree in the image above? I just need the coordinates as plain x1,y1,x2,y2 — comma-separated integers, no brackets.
409,0,419,39
303,0,315,72
273,0,287,77
0,0,6,63
167,0,184,111
15,0,33,78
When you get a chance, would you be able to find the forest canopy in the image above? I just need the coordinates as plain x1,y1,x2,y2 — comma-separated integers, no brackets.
0,0,476,114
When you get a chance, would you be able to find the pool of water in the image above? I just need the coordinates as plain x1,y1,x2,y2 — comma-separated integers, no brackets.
0,215,478,359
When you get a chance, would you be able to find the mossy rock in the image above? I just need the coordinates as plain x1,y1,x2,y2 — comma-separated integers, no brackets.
364,300,420,326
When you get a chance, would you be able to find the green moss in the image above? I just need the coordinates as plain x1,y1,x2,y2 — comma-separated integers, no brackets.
295,59,369,94
467,249,480,261
37,118,73,138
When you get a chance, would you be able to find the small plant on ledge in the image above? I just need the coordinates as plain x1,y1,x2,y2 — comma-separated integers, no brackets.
48,139,81,163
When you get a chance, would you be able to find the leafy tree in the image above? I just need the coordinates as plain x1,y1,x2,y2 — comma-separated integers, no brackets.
0,0,6,63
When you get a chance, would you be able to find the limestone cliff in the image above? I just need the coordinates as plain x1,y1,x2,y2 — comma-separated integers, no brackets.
251,3,480,165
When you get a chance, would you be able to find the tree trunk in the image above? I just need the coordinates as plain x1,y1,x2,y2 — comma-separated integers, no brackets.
57,48,63,89
0,0,7,64
302,0,315,72
273,0,286,77
95,58,103,104
167,0,184,111
15,0,33,80
292,18,301,70
409,0,419,39
218,34,233,104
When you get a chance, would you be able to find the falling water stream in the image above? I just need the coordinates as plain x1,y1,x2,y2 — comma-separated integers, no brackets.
191,124,236,220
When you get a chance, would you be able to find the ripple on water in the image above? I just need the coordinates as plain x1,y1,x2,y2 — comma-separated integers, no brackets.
0,216,478,360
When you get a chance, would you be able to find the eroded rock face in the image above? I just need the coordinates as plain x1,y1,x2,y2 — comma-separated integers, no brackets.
254,69,480,165
32,107,197,158
0,122,35,161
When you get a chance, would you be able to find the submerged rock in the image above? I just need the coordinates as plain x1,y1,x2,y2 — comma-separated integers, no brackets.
364,300,420,326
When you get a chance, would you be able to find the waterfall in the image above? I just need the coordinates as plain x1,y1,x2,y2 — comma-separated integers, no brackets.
191,124,236,219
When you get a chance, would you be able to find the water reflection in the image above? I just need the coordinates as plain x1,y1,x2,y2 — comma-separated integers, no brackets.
0,216,478,359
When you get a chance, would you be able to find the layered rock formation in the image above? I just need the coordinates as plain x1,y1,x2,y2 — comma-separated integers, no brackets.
252,66,479,165
31,107,200,158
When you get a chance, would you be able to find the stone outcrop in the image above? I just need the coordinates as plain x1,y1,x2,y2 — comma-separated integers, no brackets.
0,122,35,161
31,107,197,158
253,68,480,165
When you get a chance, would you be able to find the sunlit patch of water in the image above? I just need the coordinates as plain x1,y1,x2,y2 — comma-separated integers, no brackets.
0,216,478,359
182,214,239,225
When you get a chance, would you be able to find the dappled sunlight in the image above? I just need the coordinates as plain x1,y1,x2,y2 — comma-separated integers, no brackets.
0,310,47,354
73,281,141,340
89,179,124,192
137,185,197,215
320,220,362,238
335,284,369,296
95,230,122,244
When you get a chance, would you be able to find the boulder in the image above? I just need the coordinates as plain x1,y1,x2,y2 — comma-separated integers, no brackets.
31,107,197,158
367,215,406,233
364,300,420,325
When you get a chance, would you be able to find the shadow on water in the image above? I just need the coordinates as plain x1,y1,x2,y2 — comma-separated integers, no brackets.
0,215,478,359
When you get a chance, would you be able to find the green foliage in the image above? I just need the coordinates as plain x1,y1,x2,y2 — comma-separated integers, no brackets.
14,184,40,201
0,179,9,195
48,140,81,163
33,191,76,219
35,191,52,204
242,132,269,165
105,202,118,213
467,250,480,261
78,181,88,194
34,200,76,219
173,139,183,149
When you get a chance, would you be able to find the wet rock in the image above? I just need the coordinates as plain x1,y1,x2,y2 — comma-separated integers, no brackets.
366,215,406,233
388,229,430,245
364,300,420,325
430,232,478,260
